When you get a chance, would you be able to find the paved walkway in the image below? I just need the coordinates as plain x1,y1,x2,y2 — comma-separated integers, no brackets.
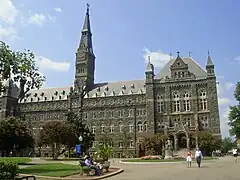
25,157,240,179
109,156,240,180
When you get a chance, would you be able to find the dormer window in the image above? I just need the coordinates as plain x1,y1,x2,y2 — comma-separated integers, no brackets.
31,98,33,102
121,85,126,90
37,97,40,101
62,90,65,95
97,87,100,92
105,86,109,91
59,96,61,100
131,84,135,89
54,91,58,96
41,92,44,96
45,97,47,101
52,96,54,100
34,93,38,97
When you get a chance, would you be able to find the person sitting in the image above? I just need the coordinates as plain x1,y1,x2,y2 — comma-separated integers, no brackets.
84,155,102,176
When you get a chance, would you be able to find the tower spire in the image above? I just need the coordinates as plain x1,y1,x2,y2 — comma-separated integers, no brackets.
82,3,91,33
206,50,214,66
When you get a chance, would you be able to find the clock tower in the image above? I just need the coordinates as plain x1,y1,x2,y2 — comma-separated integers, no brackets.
75,4,95,91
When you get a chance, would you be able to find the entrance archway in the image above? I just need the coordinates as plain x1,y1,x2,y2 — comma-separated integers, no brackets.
189,134,196,149
177,133,187,149
169,135,175,149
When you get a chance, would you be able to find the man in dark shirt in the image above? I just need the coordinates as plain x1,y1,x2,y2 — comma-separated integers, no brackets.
84,155,101,176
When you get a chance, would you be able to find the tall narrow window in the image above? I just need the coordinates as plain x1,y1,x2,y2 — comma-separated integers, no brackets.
143,121,147,131
199,90,207,110
157,94,164,113
101,125,105,133
92,126,96,134
137,121,143,132
173,93,180,112
129,125,134,132
183,92,191,111
110,125,114,133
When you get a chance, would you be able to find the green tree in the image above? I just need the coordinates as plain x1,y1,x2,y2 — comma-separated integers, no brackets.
221,137,236,154
0,41,45,101
228,82,240,139
39,120,74,159
196,131,221,156
0,116,34,156
66,112,95,153
143,133,167,156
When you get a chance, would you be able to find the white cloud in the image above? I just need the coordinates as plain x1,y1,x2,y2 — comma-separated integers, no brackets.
143,48,170,68
36,56,70,72
48,15,56,22
0,26,17,40
220,107,231,137
0,0,19,24
28,13,46,27
54,8,63,12
234,56,240,62
225,82,234,91
218,97,232,106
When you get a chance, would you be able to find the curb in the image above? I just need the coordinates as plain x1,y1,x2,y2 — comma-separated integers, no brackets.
120,160,185,164
120,159,220,165
18,167,123,180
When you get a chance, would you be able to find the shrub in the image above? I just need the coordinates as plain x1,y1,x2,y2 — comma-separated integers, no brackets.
0,161,19,180
140,155,163,160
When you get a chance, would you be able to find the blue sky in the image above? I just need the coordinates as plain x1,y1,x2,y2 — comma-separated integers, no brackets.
1,0,239,138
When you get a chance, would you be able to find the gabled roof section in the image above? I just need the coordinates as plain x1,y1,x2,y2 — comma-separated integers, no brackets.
156,57,207,80
170,55,188,70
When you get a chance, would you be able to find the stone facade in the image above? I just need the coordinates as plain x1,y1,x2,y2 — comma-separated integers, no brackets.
0,6,221,157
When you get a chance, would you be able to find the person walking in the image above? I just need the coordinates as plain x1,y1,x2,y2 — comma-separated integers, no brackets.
232,148,238,163
195,148,203,168
186,150,192,168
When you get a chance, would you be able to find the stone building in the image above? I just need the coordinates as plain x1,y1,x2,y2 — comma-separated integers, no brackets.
0,6,221,157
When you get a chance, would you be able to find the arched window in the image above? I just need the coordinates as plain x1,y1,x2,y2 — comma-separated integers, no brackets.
137,121,143,132
143,121,147,132
199,90,207,110
173,92,180,112
183,92,190,111
157,94,164,113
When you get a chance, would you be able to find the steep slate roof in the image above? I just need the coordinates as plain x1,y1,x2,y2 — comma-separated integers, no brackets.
21,79,145,103
156,57,207,80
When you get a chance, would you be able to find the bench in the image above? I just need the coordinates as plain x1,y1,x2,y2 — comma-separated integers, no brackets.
101,162,110,172
79,161,93,176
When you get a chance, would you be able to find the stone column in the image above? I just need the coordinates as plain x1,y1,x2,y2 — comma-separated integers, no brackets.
187,137,190,149
174,135,178,151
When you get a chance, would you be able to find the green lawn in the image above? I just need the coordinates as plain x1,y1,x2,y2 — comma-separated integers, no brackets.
122,156,218,162
0,157,32,164
18,163,81,177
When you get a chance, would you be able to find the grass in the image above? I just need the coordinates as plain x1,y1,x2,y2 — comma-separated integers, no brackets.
19,163,81,177
122,156,219,162
0,157,32,164
41,157,80,161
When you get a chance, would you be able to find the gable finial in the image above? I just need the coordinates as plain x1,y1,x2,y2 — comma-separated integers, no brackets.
169,52,172,60
189,52,191,57
86,3,90,14
177,51,180,57
148,55,151,62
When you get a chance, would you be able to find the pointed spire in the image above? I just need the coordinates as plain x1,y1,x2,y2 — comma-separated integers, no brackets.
146,56,153,72
206,50,214,66
82,3,91,33
78,3,94,56
169,52,172,60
